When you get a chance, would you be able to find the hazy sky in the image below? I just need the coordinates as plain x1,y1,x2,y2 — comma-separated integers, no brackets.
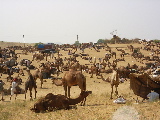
1,0,160,44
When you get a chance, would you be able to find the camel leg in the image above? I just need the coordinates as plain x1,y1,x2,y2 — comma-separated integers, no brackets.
1,92,4,101
30,90,32,100
64,85,67,97
25,90,27,99
115,86,118,95
110,85,113,99
10,95,12,100
34,87,37,99
96,69,98,76
90,73,93,78
68,86,71,98
40,79,43,88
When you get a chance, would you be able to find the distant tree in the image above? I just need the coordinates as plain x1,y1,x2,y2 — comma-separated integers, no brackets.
74,40,80,46
153,39,160,43
112,35,121,44
132,38,141,43
121,38,131,44
97,39,105,44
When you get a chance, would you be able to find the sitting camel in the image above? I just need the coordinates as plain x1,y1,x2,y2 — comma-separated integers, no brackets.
30,91,92,113
100,69,120,99
52,68,86,98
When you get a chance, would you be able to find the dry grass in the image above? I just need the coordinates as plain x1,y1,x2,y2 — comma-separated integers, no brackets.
0,42,160,120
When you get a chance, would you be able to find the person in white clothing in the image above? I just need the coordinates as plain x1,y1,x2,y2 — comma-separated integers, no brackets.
147,90,159,102
10,78,18,100
0,80,5,101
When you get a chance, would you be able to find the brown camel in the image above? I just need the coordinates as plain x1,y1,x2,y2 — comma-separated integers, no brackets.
100,69,119,99
109,50,116,59
32,68,43,88
52,69,86,98
25,69,37,100
89,64,100,78
30,91,92,113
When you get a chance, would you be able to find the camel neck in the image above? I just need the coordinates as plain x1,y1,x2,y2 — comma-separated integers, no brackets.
68,94,86,105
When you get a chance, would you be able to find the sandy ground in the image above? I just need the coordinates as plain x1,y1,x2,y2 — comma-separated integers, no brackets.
0,42,159,120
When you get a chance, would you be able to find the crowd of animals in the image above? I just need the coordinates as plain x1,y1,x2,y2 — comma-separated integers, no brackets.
0,40,160,113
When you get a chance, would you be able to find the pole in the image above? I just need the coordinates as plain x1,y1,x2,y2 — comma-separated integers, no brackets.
77,35,78,41
23,35,25,47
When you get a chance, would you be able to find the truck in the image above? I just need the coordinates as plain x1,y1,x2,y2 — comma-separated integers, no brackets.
37,43,56,53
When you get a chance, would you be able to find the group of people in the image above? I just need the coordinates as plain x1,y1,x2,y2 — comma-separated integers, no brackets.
0,68,34,101
0,78,18,101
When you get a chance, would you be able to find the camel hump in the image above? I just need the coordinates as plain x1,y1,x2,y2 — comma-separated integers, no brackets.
45,93,55,99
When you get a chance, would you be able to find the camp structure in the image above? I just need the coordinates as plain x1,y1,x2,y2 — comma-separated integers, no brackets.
129,73,160,99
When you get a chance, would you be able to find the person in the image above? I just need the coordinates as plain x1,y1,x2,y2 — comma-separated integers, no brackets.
0,51,2,58
26,60,32,67
68,50,72,55
10,78,18,100
147,90,159,102
119,77,126,83
0,80,5,101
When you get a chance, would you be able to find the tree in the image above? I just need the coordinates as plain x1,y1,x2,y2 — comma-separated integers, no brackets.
121,38,131,44
97,39,105,44
74,40,80,46
153,39,160,43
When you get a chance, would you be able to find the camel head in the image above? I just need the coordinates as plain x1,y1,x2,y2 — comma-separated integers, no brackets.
80,91,92,98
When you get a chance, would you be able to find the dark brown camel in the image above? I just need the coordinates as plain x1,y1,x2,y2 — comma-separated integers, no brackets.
89,64,100,78
25,69,37,100
30,91,92,113
52,69,86,98
109,50,116,59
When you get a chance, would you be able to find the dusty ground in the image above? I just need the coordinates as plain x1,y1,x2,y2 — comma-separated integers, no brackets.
0,42,160,120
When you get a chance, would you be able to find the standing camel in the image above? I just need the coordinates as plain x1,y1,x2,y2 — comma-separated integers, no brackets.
25,69,37,100
52,69,86,98
100,69,119,99
32,68,43,88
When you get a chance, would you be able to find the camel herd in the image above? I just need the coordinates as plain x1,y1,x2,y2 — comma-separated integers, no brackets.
0,40,160,112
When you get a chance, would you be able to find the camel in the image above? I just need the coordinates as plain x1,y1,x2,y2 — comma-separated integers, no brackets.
52,69,86,98
89,64,100,78
32,68,43,88
100,69,120,99
127,45,134,52
109,50,116,59
116,47,125,54
25,69,37,100
30,91,92,113
32,53,44,61
118,66,130,78
70,61,82,72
